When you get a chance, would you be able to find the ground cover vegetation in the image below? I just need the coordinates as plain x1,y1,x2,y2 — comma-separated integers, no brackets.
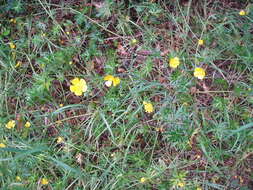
0,0,253,189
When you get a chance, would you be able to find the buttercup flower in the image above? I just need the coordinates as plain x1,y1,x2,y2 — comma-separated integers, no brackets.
198,39,204,45
9,42,16,49
177,181,185,187
25,121,31,128
10,18,17,23
140,177,147,183
194,67,206,79
0,143,6,148
70,78,87,96
169,57,180,69
5,120,15,129
130,38,138,46
239,10,246,16
143,101,154,113
104,75,120,87
16,176,21,181
57,136,64,144
59,104,64,107
41,178,49,185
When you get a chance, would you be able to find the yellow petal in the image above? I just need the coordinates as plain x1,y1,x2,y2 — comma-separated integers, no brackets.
177,182,185,187
5,120,15,129
140,177,147,183
74,89,83,96
79,79,86,86
104,75,114,81
41,178,49,185
239,10,246,16
9,42,16,49
0,143,6,148
71,78,80,85
57,136,64,144
198,39,204,45
15,61,22,68
16,176,21,181
112,77,120,86
79,79,87,92
10,19,17,23
70,85,77,93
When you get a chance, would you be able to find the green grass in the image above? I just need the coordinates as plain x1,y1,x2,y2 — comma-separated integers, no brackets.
0,0,253,189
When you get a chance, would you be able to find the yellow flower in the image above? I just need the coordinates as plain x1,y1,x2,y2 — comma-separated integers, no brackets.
198,39,204,45
69,61,73,65
194,67,206,79
239,10,246,16
16,176,21,181
66,31,70,35
5,120,15,129
131,38,138,45
57,136,64,144
104,75,120,87
169,57,180,69
25,121,31,128
9,42,16,49
0,143,6,148
15,61,22,68
70,78,87,96
196,187,202,190
59,104,64,107
143,101,154,113
10,18,17,23
41,178,49,185
140,177,147,183
177,181,185,187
